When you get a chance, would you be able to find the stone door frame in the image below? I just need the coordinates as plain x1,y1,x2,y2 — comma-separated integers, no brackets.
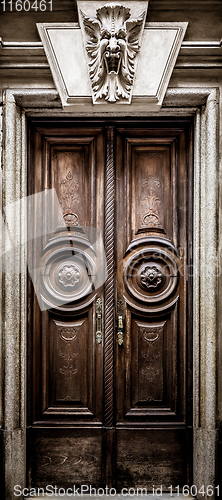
0,87,219,499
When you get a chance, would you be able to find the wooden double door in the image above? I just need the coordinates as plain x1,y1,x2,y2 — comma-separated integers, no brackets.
27,118,193,492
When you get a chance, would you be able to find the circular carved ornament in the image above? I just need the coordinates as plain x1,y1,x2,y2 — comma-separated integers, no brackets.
41,246,96,310
123,245,178,309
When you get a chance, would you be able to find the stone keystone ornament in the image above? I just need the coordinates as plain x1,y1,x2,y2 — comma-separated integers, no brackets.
37,0,187,110
81,3,145,103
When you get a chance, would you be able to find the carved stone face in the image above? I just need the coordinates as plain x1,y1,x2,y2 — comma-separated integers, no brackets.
81,4,145,103
101,25,126,76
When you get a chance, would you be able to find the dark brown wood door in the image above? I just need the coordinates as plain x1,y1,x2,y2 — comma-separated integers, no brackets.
27,119,193,492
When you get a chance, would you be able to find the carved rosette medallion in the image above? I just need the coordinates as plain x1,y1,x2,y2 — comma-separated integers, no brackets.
140,265,162,290
58,264,80,288
81,4,145,103
41,246,96,310
123,241,179,312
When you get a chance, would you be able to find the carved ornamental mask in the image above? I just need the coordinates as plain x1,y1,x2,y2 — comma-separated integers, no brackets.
81,3,145,103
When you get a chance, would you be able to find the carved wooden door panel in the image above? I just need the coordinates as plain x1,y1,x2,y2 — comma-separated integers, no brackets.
27,122,105,489
27,119,193,492
115,124,193,490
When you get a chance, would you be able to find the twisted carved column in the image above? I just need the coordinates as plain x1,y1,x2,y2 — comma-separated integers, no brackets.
104,126,115,427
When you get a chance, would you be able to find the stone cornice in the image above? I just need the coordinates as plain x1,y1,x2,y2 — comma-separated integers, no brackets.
177,40,222,69
0,39,48,71
1,38,222,73
5,87,213,114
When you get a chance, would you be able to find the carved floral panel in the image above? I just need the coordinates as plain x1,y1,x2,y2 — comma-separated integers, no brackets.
51,147,90,228
129,145,171,238
51,319,87,405
137,321,166,403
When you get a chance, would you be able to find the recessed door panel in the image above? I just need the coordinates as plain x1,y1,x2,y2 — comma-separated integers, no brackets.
131,146,170,237
116,428,187,491
29,428,103,489
46,316,95,415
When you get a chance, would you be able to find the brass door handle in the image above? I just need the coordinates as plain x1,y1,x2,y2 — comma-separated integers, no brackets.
117,300,124,345
96,298,102,344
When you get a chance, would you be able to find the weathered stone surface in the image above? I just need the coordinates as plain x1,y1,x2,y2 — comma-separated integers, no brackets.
1,91,27,500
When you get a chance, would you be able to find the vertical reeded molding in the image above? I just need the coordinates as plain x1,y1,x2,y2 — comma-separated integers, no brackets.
1,91,27,500
104,126,115,428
